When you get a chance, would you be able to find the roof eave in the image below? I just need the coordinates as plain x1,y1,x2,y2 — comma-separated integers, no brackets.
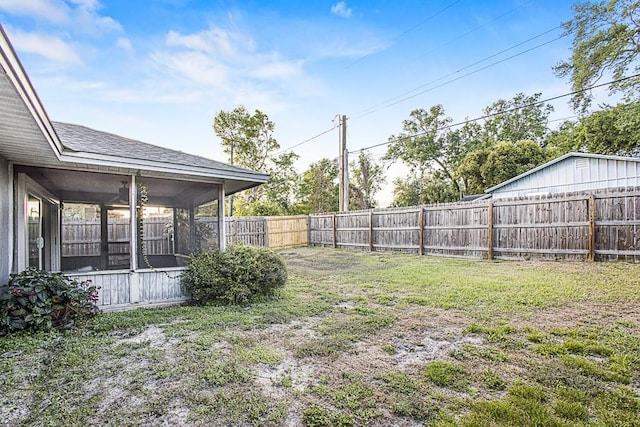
0,25,64,159
59,150,270,183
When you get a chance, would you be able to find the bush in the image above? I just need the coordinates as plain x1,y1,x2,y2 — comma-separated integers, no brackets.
182,245,287,305
0,268,100,335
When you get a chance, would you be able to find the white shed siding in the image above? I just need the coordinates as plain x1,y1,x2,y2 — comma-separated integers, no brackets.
491,155,640,199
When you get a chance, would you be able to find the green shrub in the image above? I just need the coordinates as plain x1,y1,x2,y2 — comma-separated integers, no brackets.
0,268,100,335
182,245,287,305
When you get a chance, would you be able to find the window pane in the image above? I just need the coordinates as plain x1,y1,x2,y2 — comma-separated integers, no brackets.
27,195,41,269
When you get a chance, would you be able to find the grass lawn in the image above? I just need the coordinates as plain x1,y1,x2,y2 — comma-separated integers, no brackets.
1,247,639,426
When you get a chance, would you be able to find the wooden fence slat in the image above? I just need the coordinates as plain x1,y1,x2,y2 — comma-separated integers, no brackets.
588,193,596,261
418,208,424,256
369,211,374,252
487,201,493,260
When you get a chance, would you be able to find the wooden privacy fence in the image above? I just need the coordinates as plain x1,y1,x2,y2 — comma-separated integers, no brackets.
197,216,268,249
61,215,309,256
266,215,309,249
309,187,640,262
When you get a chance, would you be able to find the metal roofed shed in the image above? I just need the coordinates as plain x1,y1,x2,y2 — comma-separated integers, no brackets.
484,152,640,199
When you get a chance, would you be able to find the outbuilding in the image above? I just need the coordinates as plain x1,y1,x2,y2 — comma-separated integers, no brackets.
484,152,640,199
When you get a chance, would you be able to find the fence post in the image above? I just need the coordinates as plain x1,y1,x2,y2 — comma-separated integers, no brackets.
306,215,311,247
588,193,596,261
264,217,270,248
418,207,424,256
487,201,494,260
332,213,337,249
369,211,374,252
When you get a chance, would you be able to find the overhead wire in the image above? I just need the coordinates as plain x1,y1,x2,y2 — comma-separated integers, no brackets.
274,117,340,155
348,73,640,155
272,8,582,161
272,6,570,160
352,25,564,118
418,0,535,59
346,0,463,68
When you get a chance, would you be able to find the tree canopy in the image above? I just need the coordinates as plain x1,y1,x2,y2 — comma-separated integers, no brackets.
213,106,300,215
480,93,553,145
384,105,464,197
298,158,339,214
554,0,640,112
386,94,556,206
545,101,640,156
349,152,385,210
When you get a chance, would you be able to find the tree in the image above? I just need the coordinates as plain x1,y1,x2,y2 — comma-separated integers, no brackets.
384,105,463,198
545,101,640,156
349,152,385,210
391,172,458,207
298,158,339,213
480,93,554,145
456,148,491,195
554,0,640,112
457,140,547,192
213,106,300,215
213,106,278,172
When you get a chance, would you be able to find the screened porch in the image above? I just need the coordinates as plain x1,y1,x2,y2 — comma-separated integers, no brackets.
16,166,227,310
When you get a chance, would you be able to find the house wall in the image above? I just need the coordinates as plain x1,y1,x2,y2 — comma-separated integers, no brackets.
0,154,11,284
492,156,640,199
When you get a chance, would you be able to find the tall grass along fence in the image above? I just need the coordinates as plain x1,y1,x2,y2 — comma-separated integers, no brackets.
309,187,640,262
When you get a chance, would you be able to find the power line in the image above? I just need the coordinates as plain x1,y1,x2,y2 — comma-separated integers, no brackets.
275,118,340,155
418,0,535,59
353,25,563,118
346,0,463,69
548,115,578,124
353,29,566,119
349,73,640,155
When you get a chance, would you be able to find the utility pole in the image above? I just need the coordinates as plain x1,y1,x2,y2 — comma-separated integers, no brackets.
338,115,350,212
229,140,234,216
342,115,349,212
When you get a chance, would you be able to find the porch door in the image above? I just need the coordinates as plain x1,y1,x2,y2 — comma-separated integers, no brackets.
107,207,131,270
27,194,44,269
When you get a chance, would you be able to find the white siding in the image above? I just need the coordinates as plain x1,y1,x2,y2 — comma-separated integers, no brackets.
492,156,640,199
0,155,10,284
66,268,188,311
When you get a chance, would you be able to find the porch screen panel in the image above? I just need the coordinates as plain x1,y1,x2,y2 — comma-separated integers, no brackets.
195,203,219,251
175,208,191,255
61,204,102,271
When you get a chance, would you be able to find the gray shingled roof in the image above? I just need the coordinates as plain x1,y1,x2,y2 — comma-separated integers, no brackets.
53,121,265,177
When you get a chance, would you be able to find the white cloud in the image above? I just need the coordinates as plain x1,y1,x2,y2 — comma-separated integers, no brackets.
251,58,303,79
68,0,122,34
0,0,69,23
331,1,352,18
116,37,133,52
160,25,302,84
153,50,229,88
9,29,82,64
0,0,122,35
166,28,234,55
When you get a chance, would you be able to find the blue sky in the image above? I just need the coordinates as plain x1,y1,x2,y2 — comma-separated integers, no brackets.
0,0,605,206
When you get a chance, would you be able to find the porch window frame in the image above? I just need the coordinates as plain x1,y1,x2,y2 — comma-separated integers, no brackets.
15,173,60,273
